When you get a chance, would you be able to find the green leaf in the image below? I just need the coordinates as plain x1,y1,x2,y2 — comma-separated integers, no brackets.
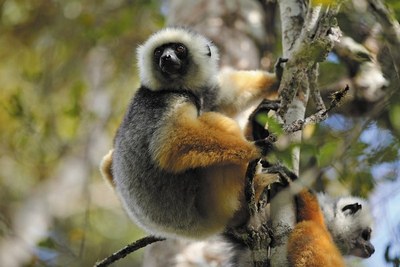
254,112,283,136
318,140,340,167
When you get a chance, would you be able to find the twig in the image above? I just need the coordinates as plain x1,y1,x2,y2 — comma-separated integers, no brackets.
283,85,349,134
309,64,326,112
385,243,400,266
94,236,166,267
325,84,349,114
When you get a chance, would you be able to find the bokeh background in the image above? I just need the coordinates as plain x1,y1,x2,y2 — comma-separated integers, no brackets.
1,0,400,266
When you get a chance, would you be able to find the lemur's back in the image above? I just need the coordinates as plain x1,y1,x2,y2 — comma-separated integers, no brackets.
112,87,206,237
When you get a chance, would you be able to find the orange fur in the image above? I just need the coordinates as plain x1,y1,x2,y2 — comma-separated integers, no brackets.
100,150,115,187
253,173,279,201
296,190,325,226
217,70,279,116
230,70,278,97
288,190,345,267
100,98,277,235
149,101,276,227
152,103,260,174
197,167,278,230
199,164,246,225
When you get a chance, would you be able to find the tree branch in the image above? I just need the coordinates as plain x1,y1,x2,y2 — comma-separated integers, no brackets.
284,85,349,134
270,1,343,266
94,236,166,267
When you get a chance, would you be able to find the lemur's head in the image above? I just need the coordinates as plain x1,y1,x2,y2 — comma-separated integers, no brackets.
137,27,219,91
318,194,375,258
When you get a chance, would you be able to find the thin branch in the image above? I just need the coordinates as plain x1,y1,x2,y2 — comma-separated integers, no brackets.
283,85,349,134
309,64,326,112
94,236,166,267
325,84,350,113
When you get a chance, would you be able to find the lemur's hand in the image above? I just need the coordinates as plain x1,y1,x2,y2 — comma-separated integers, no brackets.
259,161,298,186
249,99,281,141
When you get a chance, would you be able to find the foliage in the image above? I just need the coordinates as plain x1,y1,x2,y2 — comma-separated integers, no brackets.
0,1,163,266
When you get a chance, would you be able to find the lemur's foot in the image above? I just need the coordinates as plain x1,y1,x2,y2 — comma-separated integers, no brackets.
259,160,298,186
253,99,281,114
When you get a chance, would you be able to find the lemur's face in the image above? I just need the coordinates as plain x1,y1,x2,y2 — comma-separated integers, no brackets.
340,202,375,258
153,42,189,80
351,226,374,258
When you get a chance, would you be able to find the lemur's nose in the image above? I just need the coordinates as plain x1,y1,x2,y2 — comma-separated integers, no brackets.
161,49,175,61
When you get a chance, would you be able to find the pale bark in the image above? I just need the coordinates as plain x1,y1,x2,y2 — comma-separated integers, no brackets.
270,1,342,266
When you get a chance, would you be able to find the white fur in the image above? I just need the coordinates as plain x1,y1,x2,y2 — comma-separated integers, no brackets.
174,237,235,267
317,193,373,254
137,27,220,92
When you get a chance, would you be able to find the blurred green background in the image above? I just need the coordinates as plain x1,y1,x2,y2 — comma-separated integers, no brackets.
0,1,164,266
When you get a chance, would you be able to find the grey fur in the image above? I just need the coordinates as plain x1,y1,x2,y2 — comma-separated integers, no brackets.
113,89,213,238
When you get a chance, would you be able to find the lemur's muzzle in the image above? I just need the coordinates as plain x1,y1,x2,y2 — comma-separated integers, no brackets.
160,48,181,75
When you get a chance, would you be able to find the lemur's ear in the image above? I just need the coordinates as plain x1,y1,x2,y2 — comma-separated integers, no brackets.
342,203,362,215
206,45,212,57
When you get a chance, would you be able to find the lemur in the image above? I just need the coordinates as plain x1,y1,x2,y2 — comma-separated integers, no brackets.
100,27,285,239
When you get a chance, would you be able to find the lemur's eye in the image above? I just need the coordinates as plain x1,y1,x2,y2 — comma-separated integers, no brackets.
176,44,186,55
361,228,371,241
154,48,163,57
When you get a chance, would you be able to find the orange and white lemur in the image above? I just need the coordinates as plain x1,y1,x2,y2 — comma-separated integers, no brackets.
100,27,285,239
286,188,374,267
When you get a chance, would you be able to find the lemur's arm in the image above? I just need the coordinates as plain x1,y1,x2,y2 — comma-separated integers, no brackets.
216,58,286,117
215,70,277,116
150,101,271,174
287,189,346,267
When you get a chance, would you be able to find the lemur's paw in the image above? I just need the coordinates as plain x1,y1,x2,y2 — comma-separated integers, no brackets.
260,163,298,186
249,99,281,141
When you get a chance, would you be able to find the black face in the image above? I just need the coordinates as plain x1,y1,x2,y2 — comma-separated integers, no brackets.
153,43,189,79
351,227,375,258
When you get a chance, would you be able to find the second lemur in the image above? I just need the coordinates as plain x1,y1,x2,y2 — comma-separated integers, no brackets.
185,191,374,267
288,190,374,267
100,27,284,239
